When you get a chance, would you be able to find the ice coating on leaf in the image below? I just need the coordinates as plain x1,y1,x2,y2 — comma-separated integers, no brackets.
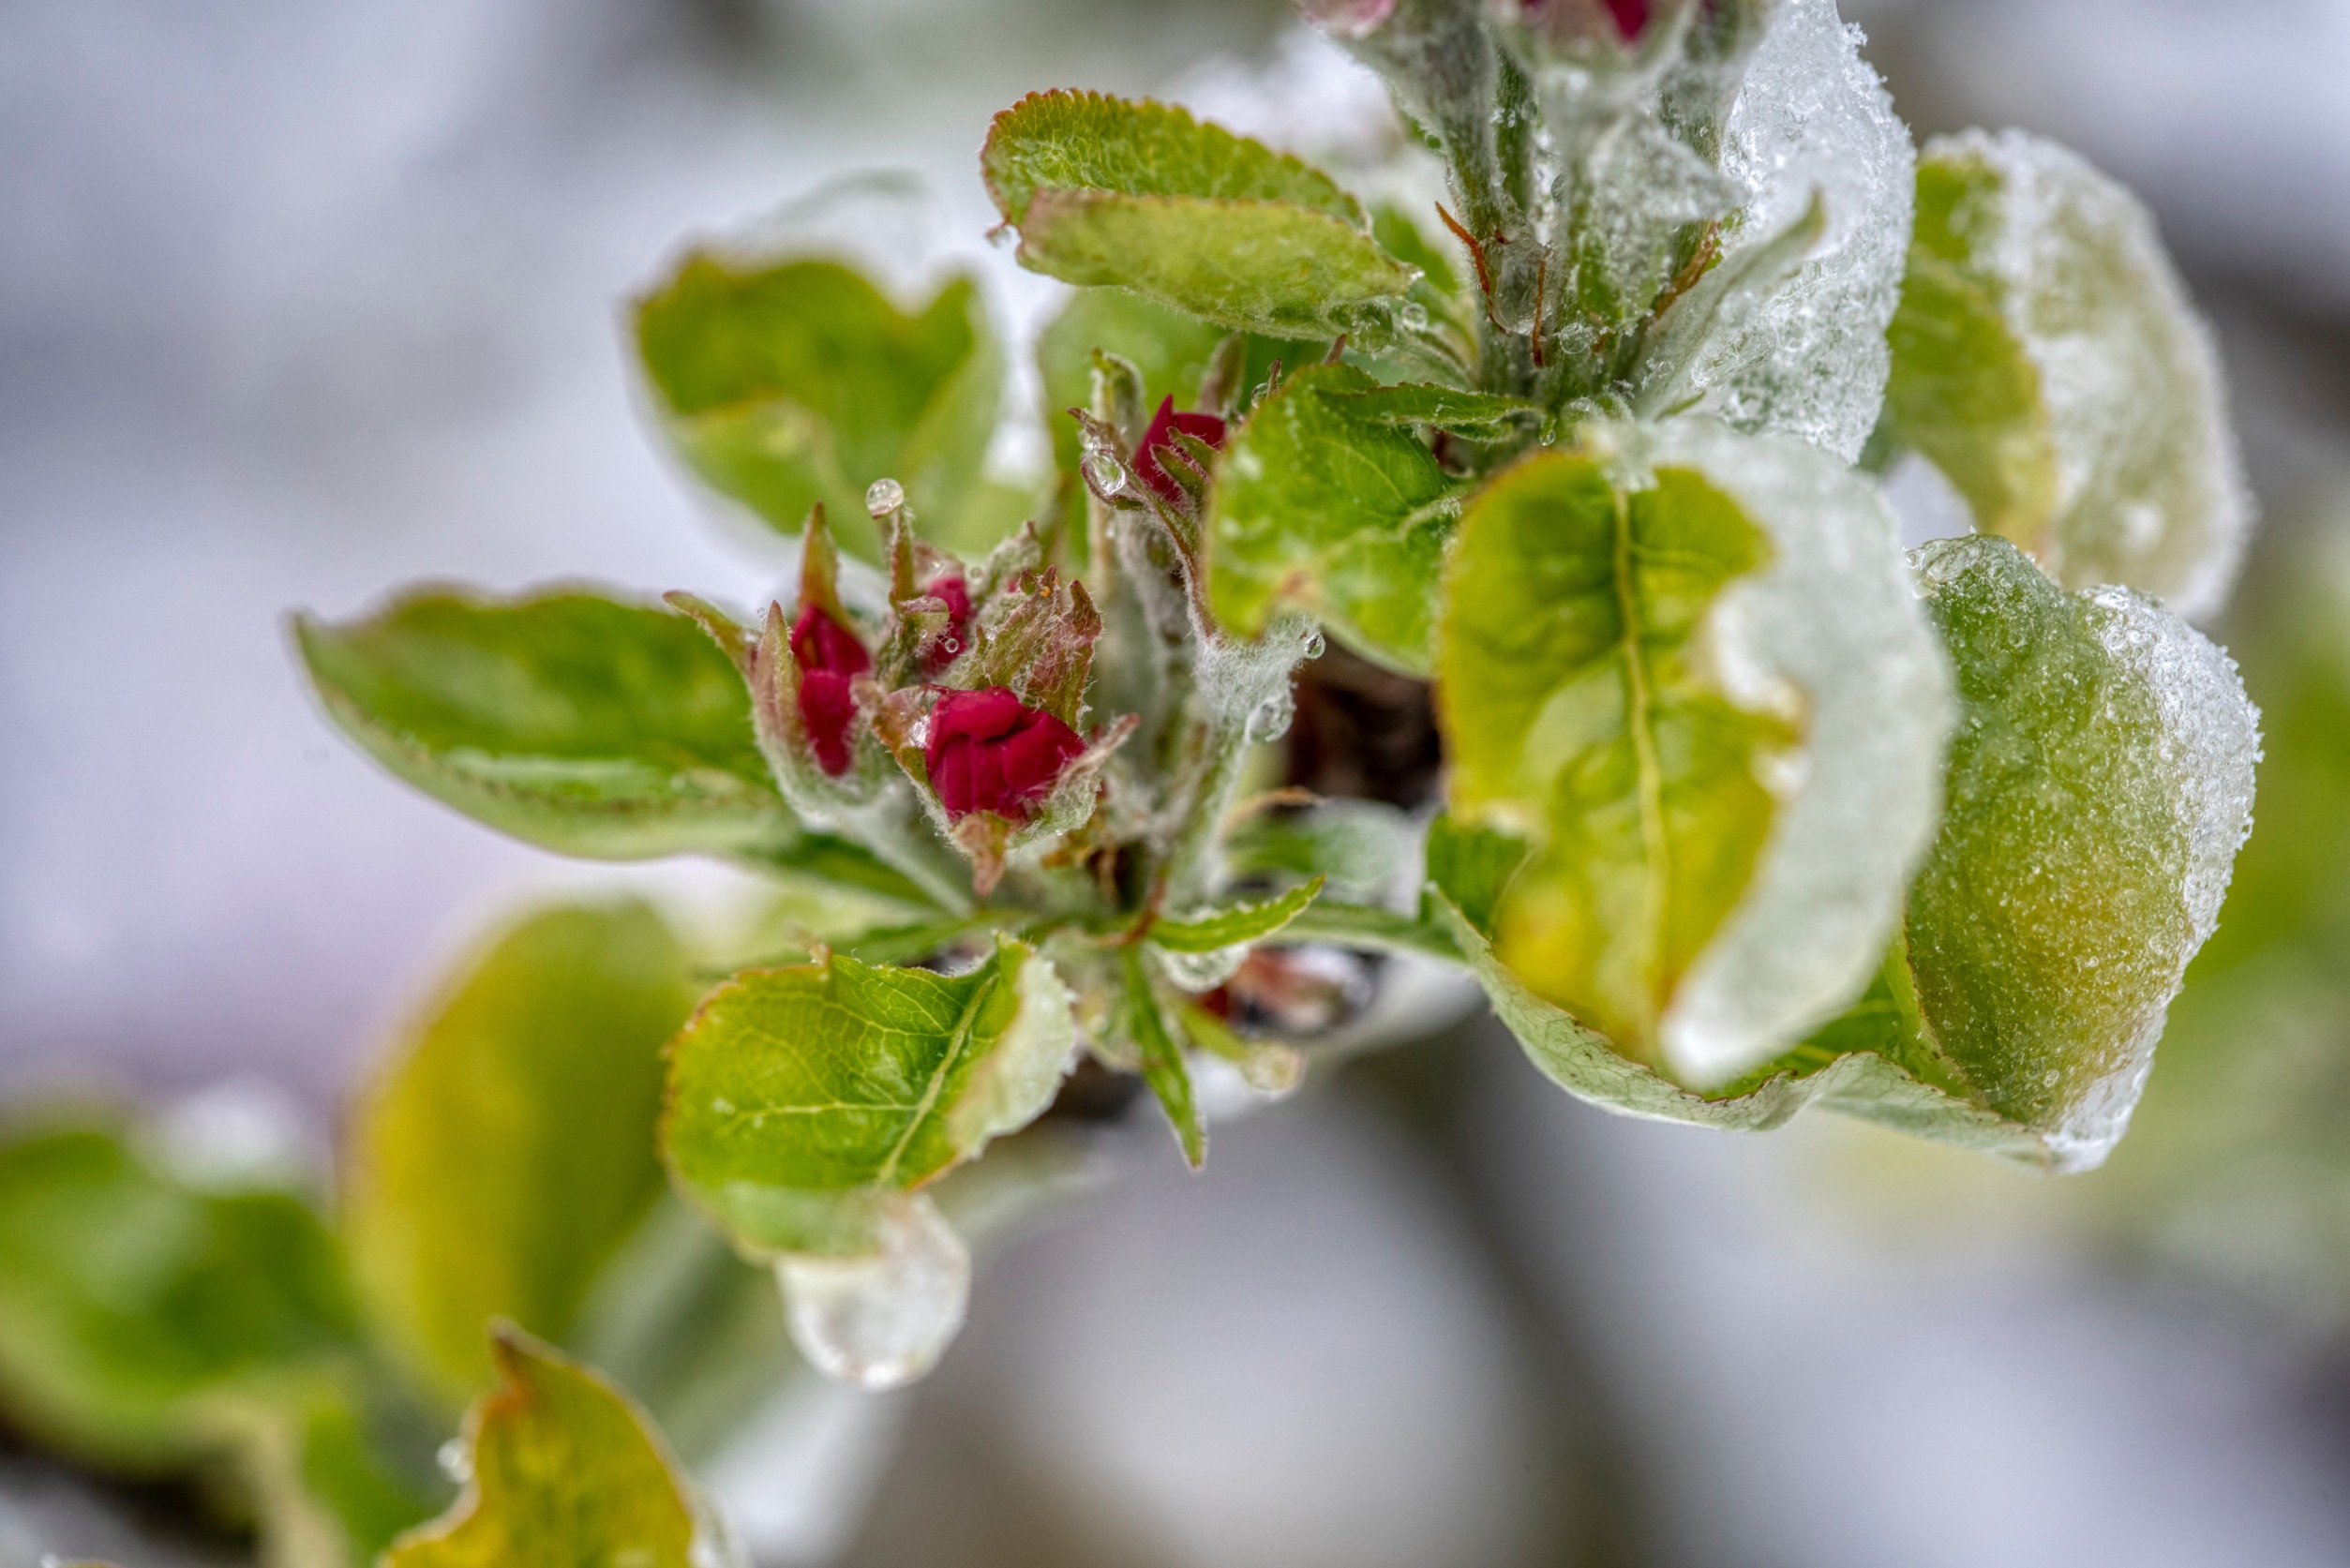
1921,130,2252,620
1678,0,1913,460
774,1194,969,1391
1897,536,2260,1170
1627,421,1953,1084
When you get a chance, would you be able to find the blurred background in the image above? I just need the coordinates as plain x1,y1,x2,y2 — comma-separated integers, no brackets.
5,0,2349,1561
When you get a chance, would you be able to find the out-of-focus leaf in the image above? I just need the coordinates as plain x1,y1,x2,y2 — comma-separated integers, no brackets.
1879,130,2251,618
1208,363,1466,673
0,1120,360,1471
344,902,697,1407
662,937,1075,1259
383,1328,708,1568
635,254,1001,560
983,91,1416,342
1799,534,2259,1169
296,588,801,864
1222,799,1419,907
1440,424,1951,1085
1149,876,1325,953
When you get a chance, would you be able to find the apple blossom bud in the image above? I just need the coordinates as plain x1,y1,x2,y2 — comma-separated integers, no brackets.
1133,396,1228,508
925,686,1085,822
790,605,870,775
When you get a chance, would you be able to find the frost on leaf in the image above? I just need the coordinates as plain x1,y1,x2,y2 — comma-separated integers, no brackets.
1881,130,2252,619
1804,535,2260,1171
1660,0,1916,461
1439,420,1951,1088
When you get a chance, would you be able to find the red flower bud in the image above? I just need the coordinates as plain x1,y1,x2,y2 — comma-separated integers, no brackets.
1133,396,1228,507
921,573,974,675
1605,0,1650,37
925,686,1085,822
790,605,870,776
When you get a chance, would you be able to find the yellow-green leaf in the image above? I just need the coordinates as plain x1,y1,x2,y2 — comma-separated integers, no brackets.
635,254,1000,560
384,1328,704,1568
1801,534,2260,1169
1439,423,1950,1084
344,903,698,1407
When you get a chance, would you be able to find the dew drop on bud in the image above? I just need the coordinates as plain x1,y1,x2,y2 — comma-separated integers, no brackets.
1400,301,1429,332
864,477,906,519
1302,629,1326,661
1081,452,1130,498
436,1437,472,1485
1247,690,1295,742
775,1194,970,1390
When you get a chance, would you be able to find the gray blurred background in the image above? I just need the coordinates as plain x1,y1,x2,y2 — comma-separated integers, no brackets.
6,0,2350,1562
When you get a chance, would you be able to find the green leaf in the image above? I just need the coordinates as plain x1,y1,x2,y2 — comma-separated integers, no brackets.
634,254,1001,560
296,588,801,864
1121,948,1205,1169
1880,130,2250,617
1423,811,1529,936
983,89,1367,229
1208,363,1466,674
662,936,1076,1259
1035,289,1310,480
1799,534,2260,1169
1327,382,1541,436
1150,876,1325,953
0,1119,361,1472
384,1328,706,1568
983,91,1416,341
1221,799,1419,906
1439,423,1952,1085
344,902,697,1406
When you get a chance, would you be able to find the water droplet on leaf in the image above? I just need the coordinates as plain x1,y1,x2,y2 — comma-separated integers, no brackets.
864,477,906,519
1081,452,1130,498
436,1437,472,1484
1247,690,1295,742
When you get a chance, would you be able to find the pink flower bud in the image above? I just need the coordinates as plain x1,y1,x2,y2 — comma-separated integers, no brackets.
1133,396,1228,507
790,605,870,776
925,686,1085,822
921,573,974,675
